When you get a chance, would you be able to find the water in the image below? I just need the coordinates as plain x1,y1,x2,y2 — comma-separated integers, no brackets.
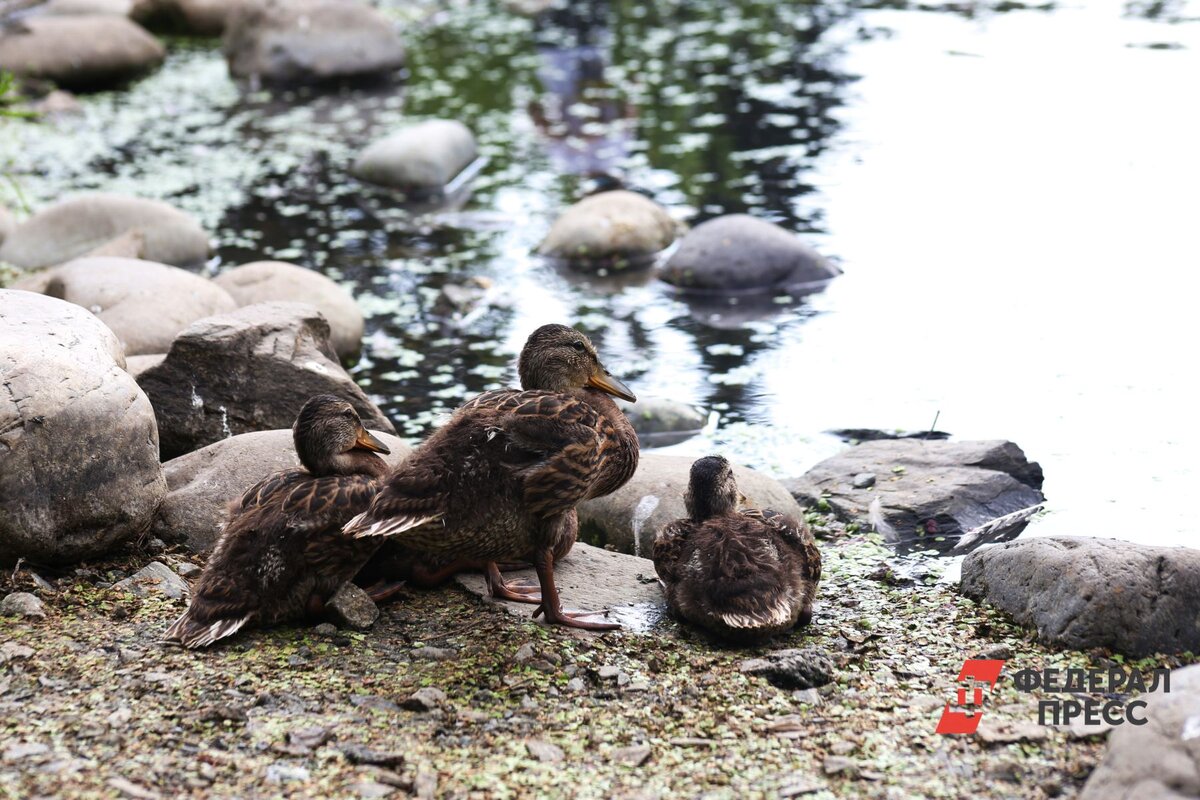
2,0,1197,547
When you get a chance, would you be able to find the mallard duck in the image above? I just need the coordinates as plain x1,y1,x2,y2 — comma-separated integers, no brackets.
345,324,638,629
653,456,821,642
164,395,394,648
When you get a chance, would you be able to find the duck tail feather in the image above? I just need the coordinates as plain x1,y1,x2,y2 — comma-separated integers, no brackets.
163,610,253,649
343,511,444,539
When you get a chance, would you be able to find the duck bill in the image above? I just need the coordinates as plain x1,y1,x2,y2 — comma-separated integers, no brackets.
354,428,391,455
587,369,637,402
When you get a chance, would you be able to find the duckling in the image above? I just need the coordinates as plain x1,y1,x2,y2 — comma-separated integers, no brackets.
653,456,821,642
345,324,639,630
164,395,394,648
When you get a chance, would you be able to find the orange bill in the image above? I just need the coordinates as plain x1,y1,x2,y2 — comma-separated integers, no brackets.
354,428,391,454
587,369,637,402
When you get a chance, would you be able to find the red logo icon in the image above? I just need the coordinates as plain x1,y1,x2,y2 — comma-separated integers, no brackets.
935,659,1006,734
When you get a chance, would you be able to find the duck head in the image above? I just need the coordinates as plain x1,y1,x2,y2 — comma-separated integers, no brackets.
685,455,739,521
293,394,391,477
517,324,636,401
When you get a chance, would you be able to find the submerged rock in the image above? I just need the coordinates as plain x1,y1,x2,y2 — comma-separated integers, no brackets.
785,439,1044,554
616,396,707,447
113,561,189,599
961,536,1200,656
153,428,409,553
0,194,210,270
137,302,394,459
13,256,237,356
352,120,479,194
661,215,839,294
213,260,363,360
0,16,164,92
538,191,676,270
132,0,246,35
0,291,165,564
223,0,406,85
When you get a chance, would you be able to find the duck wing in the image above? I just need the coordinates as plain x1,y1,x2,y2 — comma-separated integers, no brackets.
653,518,696,588
750,508,823,585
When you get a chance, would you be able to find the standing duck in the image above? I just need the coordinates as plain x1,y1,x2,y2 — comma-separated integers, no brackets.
345,324,639,630
653,456,821,642
164,395,395,648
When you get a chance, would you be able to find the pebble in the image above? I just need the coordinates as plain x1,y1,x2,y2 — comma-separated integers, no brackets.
829,741,856,756
976,643,1014,660
852,472,876,489
513,643,536,663
822,756,860,778
626,679,649,692
739,648,836,690
525,739,565,764
609,744,652,767
112,562,189,599
402,687,448,712
266,763,311,783
410,646,456,661
0,591,46,619
778,774,828,797
350,781,394,799
976,718,1049,744
598,665,621,680
325,583,380,630
566,677,586,693
3,742,49,761
792,688,823,706
313,622,338,636
287,726,331,751
176,563,201,578
341,744,405,767
0,642,35,663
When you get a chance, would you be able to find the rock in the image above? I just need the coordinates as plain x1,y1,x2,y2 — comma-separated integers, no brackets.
132,0,246,35
538,190,676,270
0,194,209,270
137,302,395,459
822,756,859,778
785,439,1045,555
525,739,564,764
352,120,479,194
0,206,14,247
312,622,337,636
0,291,165,564
566,677,586,693
153,428,409,553
660,215,839,294
39,0,133,15
30,89,86,118
265,763,310,783
175,562,200,577
213,261,362,360
13,257,237,356
410,646,455,661
402,687,447,712
350,781,394,799
79,229,147,260
778,774,828,797
125,353,166,378
2,742,49,761
0,592,46,619
113,562,189,599
223,0,406,85
609,744,651,767
976,718,1048,744
616,396,707,447
324,583,379,630
851,472,875,489
0,16,164,91
0,642,35,663
739,648,835,690
579,453,804,557
513,643,536,663
340,743,406,767
961,536,1200,656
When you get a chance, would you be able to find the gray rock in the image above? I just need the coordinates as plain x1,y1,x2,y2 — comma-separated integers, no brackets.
2,742,49,761
38,0,132,14
213,261,363,360
113,562,189,599
0,16,164,91
0,592,46,619
353,120,479,193
785,439,1044,554
402,687,447,712
525,739,564,764
0,194,209,270
538,190,676,270
266,763,310,783
175,562,200,577
739,648,835,690
153,427,409,553
661,214,839,294
609,744,651,767
13,257,237,356
132,0,246,35
616,396,707,447
961,536,1200,656
822,756,859,778
0,206,14,247
137,301,395,459
851,472,875,489
324,582,379,629
566,677,586,693
579,453,804,557
223,0,405,85
0,291,165,564
410,646,456,661
125,353,166,378
339,743,406,767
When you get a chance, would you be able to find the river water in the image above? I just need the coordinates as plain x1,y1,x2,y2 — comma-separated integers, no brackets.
2,0,1197,547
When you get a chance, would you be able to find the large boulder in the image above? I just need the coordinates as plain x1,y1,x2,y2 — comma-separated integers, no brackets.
137,301,394,459
1081,664,1200,799
0,16,164,92
961,537,1200,656
12,257,237,356
538,191,676,271
132,0,246,35
213,261,362,360
660,215,839,294
0,194,210,270
0,291,166,564
616,396,707,448
785,439,1045,554
154,428,410,553
578,454,804,558
352,120,478,193
223,0,406,85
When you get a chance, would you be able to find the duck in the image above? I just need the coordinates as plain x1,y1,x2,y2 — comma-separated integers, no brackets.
345,323,639,630
164,394,396,648
653,455,821,643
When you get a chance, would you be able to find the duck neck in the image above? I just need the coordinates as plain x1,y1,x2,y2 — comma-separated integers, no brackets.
303,450,389,478
580,387,640,495
686,489,737,522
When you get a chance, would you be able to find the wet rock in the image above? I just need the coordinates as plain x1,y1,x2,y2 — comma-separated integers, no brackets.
661,215,838,294
132,0,246,35
0,291,165,564
352,120,479,194
0,592,46,619
525,739,564,764
0,194,209,270
616,396,707,447
579,453,804,557
961,536,1200,656
609,744,651,766
113,562,189,599
153,427,408,552
325,582,379,629
13,257,237,356
785,439,1044,554
0,206,14,247
402,687,447,712
739,648,835,690
124,353,166,378
0,16,164,92
538,190,676,270
137,301,394,459
213,261,363,360
223,0,406,85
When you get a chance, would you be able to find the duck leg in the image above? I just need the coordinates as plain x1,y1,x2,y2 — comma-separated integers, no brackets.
530,549,619,631
364,580,408,604
484,561,542,604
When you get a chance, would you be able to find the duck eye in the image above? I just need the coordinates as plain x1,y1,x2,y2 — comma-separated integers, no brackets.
571,341,586,352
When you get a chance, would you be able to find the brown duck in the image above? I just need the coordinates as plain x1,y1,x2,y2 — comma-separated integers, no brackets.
345,323,639,629
653,456,821,642
164,395,395,648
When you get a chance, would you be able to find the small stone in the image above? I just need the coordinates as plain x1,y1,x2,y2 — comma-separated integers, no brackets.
778,774,827,797
566,677,586,693
852,473,876,489
626,679,650,693
0,642,35,663
107,777,162,799
822,756,859,778
414,764,437,800
525,739,564,764
287,726,331,751
513,643,536,663
107,706,133,728
598,665,621,680
829,741,855,756
0,592,46,619
113,562,188,599
176,563,201,578
350,781,394,799
341,744,405,767
313,622,338,636
609,743,652,767
410,646,456,661
325,583,380,630
792,688,823,706
266,763,310,783
976,718,1049,744
3,742,49,761
740,648,835,690
402,687,448,712
976,643,1013,660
